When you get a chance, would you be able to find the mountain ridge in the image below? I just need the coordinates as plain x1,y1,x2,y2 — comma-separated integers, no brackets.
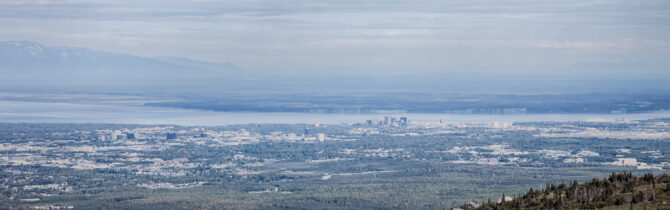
0,41,240,84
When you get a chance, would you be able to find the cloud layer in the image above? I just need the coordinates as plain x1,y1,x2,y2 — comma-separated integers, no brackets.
1,0,669,74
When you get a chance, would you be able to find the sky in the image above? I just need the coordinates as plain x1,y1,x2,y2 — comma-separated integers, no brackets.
1,0,669,74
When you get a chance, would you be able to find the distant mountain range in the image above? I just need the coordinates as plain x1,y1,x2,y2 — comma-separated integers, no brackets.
2,40,669,90
0,41,240,84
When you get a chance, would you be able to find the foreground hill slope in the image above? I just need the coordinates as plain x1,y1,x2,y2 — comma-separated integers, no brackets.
458,172,670,210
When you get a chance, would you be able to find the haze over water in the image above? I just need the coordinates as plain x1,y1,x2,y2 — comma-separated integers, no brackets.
2,100,668,126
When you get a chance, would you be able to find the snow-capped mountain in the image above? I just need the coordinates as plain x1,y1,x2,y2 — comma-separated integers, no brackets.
0,41,239,84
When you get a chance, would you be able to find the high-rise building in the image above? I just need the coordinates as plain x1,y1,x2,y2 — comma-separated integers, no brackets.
366,120,373,126
492,122,501,129
166,132,177,140
400,117,408,127
112,130,123,140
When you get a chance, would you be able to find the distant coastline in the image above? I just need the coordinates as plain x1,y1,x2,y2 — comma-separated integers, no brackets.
2,100,670,126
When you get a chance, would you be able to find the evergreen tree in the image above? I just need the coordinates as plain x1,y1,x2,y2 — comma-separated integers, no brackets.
545,184,550,194
652,177,656,189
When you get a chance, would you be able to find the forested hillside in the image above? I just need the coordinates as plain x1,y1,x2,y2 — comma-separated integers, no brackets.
458,172,670,210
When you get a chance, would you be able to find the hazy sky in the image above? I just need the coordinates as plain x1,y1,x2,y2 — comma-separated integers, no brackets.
1,0,669,74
